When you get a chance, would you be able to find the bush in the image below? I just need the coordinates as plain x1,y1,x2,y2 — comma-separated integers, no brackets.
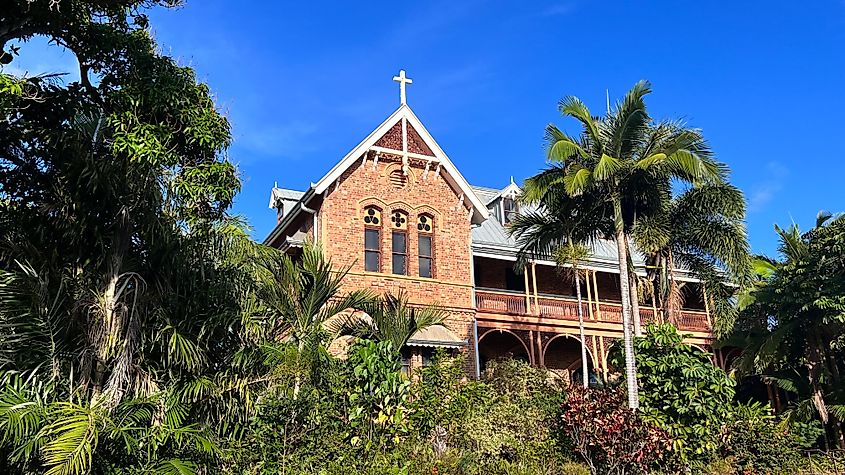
406,355,570,474
455,359,565,465
718,402,804,474
560,386,672,475
408,349,489,440
612,324,736,464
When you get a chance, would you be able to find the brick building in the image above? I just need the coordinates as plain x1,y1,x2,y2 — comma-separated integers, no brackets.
264,72,721,380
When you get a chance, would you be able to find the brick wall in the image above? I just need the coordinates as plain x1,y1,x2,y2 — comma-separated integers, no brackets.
316,148,478,375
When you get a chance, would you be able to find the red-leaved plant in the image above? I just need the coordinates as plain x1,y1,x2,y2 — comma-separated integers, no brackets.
561,386,672,475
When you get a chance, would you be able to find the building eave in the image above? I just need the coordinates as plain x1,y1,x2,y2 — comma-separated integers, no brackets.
263,187,316,246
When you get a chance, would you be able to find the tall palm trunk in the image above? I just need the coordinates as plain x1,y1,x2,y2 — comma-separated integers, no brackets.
574,269,588,388
92,213,131,405
807,330,829,426
613,199,639,409
624,234,643,337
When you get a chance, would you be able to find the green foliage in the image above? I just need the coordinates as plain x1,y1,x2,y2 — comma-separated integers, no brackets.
332,290,446,350
408,350,488,438
560,386,672,474
728,212,845,445
458,359,565,466
614,324,735,462
227,353,574,475
718,402,805,474
346,340,410,449
0,2,283,472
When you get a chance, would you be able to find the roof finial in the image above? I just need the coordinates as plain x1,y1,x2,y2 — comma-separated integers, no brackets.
393,69,413,105
510,176,515,185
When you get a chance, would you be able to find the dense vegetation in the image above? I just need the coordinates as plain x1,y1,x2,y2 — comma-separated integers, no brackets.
1,1,844,474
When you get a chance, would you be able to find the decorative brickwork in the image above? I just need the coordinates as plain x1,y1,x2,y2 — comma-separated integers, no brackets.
317,149,478,375
374,121,435,156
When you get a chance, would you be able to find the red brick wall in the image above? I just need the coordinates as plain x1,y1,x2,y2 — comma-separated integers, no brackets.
316,148,478,375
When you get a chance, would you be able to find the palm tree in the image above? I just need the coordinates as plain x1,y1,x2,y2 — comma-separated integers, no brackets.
256,242,374,395
522,81,726,408
332,290,447,352
510,189,613,388
633,183,750,333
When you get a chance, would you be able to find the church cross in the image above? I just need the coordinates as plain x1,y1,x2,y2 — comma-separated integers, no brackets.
393,69,413,105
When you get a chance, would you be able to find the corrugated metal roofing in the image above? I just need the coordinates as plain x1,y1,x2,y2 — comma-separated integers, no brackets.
407,324,467,348
470,185,503,205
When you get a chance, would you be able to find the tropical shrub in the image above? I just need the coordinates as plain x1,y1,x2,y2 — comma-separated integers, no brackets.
718,402,805,475
408,350,488,441
346,340,411,450
457,358,566,465
729,213,845,448
612,324,735,463
560,386,671,475
405,355,571,474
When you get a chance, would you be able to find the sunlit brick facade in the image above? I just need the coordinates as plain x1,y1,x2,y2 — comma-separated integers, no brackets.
265,100,721,380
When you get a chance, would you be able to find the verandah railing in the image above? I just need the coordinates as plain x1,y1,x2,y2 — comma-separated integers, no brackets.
475,288,711,333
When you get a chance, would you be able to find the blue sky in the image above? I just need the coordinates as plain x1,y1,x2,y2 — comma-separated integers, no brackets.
6,1,845,255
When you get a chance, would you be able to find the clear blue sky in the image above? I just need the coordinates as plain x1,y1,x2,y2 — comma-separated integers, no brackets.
6,1,845,255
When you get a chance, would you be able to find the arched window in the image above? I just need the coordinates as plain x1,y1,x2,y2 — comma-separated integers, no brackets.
417,214,434,278
390,210,408,275
363,207,381,272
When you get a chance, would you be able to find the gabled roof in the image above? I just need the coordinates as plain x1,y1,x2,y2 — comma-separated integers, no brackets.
313,104,489,223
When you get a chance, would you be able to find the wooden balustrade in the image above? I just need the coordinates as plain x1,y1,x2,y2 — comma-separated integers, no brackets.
475,289,711,333
474,290,526,315
536,296,583,321
678,311,710,331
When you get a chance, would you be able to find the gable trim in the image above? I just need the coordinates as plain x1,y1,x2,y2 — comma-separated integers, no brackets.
312,105,488,223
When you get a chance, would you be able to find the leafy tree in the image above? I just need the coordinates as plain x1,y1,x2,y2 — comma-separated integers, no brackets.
521,81,726,408
614,324,735,463
0,1,273,472
729,212,845,448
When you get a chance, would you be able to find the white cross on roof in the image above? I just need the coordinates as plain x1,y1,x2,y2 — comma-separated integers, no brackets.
392,69,413,105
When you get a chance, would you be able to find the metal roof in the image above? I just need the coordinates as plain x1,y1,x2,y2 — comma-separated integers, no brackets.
407,324,467,348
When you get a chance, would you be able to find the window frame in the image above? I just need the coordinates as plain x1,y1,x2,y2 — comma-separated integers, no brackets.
502,197,518,224
417,213,434,278
363,206,382,273
391,229,408,275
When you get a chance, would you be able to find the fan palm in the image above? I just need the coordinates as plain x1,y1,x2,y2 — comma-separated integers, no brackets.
522,81,726,408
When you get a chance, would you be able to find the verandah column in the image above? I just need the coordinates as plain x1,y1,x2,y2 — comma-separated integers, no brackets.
523,268,532,315
599,336,608,381
531,261,539,313
592,270,603,322
585,269,595,321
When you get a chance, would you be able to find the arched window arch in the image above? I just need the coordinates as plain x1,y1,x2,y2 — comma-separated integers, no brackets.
390,210,409,275
363,206,382,272
417,214,434,278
